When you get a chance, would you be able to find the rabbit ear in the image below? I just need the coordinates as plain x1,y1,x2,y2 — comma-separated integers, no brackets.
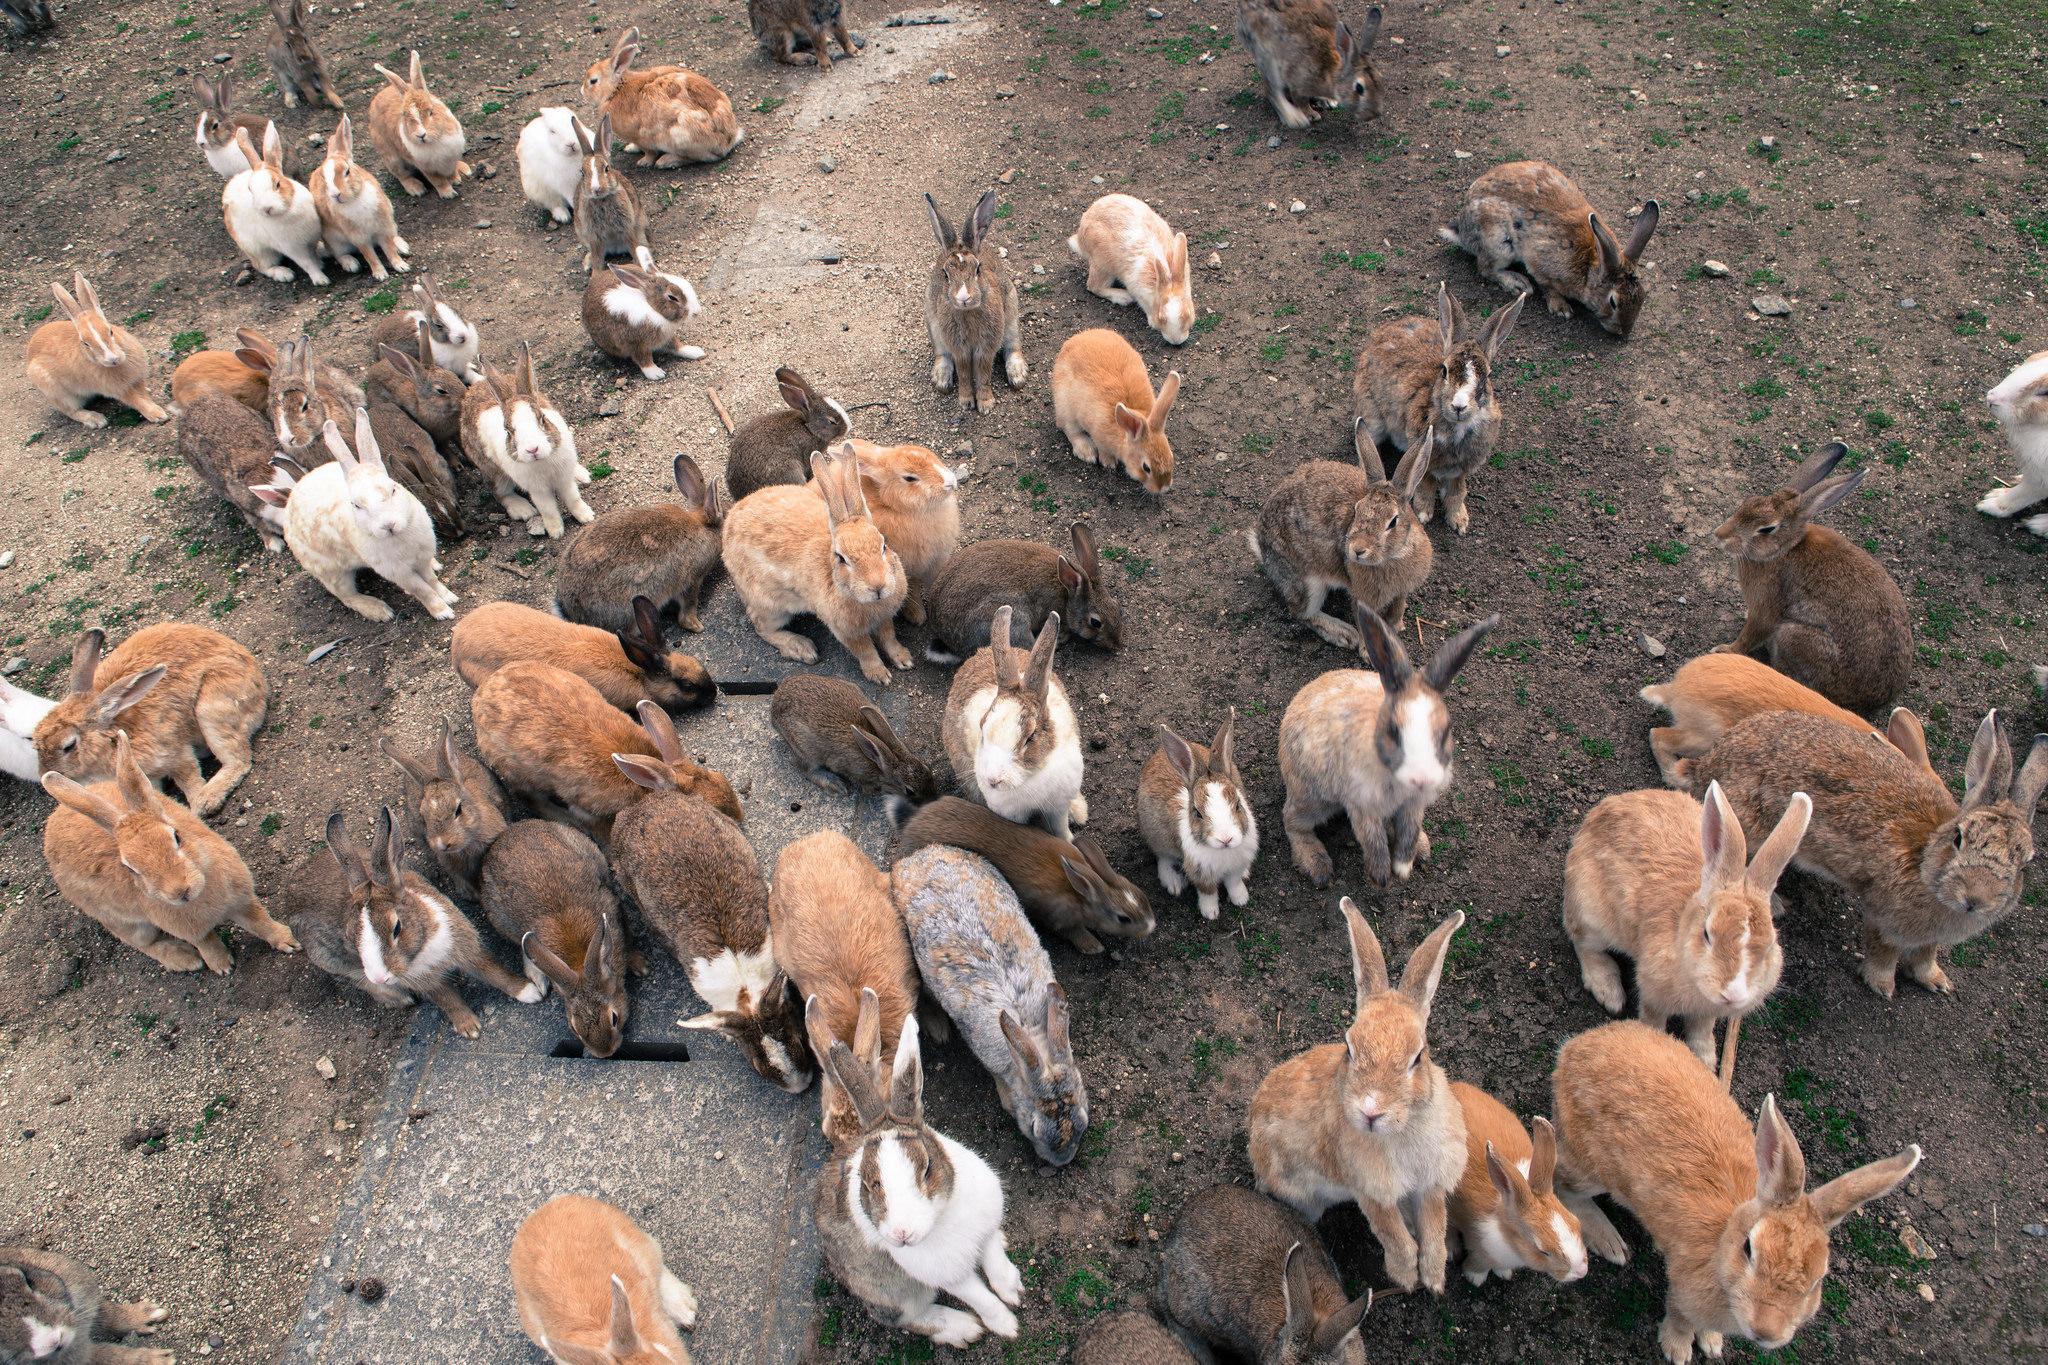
1483,1140,1520,1208
332,114,353,161
377,805,405,889
1588,211,1627,275
322,419,357,472
1353,417,1388,482
1397,908,1465,1021
1340,896,1389,1009
636,699,684,765
1068,521,1100,576
92,666,166,726
1150,371,1181,430
73,272,103,319
610,262,650,293
1885,708,1936,777
1746,791,1811,894
2012,734,2048,816
630,594,665,649
605,1275,642,1358
516,341,540,399
1622,199,1660,262
853,985,882,1071
1436,280,1460,347
437,722,466,785
1022,612,1060,704
376,343,419,381
1158,725,1199,787
1355,4,1384,51
988,605,1019,685
351,407,385,474
967,188,999,247
854,705,906,760
1797,467,1863,522
1044,981,1072,1056
407,49,425,88
1279,1243,1318,1350
1810,1144,1922,1229
262,120,284,168
848,721,893,775
380,737,433,789
50,280,84,324
1058,852,1104,904
1961,710,2010,812
375,62,410,92
67,628,104,696
1354,602,1413,691
776,367,815,416
1422,612,1499,694
323,812,367,888
612,753,676,792
1481,289,1525,358
887,1015,925,1124
522,931,582,990
998,1009,1044,1074
110,731,160,814
1698,781,1749,892
1392,427,1434,499
616,624,664,677
1753,1093,1808,1207
1312,1291,1372,1356
1527,1115,1560,1195
923,192,956,250
43,772,125,831
1789,440,1849,492
672,452,708,509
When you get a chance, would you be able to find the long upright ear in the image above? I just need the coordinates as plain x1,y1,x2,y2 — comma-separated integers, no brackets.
853,985,882,1072
376,344,420,383
92,666,167,725
376,804,406,890
631,594,665,652
1746,791,1811,893
1355,3,1383,51
522,931,582,990
606,1274,642,1359
74,273,104,320
1279,1243,1317,1351
1753,1093,1808,1207
68,628,105,696
810,451,844,526
109,731,158,813
1587,212,1624,274
322,419,358,473
516,341,540,400
1398,908,1465,1020
967,188,999,247
437,722,464,784
672,452,709,510
1113,403,1148,439
1210,707,1237,776
776,367,816,417
43,773,126,832
1960,710,2011,812
1422,612,1499,694
1886,707,1936,777
616,625,664,677
1622,200,1660,262
1797,468,1865,520
1069,522,1100,578
232,126,263,175
1698,781,1749,892
1149,371,1181,430
1354,602,1413,690
1810,1144,1922,1229
351,406,385,474
262,119,284,169
1484,1141,1522,1212
332,113,354,163
1158,725,1199,787
1789,440,1849,493
380,737,433,790
1436,280,1461,348
988,605,1019,687
998,1010,1044,1074
1481,289,1526,359
407,49,425,89
1528,1115,1560,1195
1391,427,1435,499
323,812,365,890
2012,735,2048,816
636,699,684,765
1340,896,1389,1010
414,314,434,366
887,1014,925,1124
923,192,956,249
1022,612,1060,704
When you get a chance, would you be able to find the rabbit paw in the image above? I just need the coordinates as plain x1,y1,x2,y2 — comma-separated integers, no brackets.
1196,888,1220,920
1910,959,1954,994
679,345,707,360
1068,793,1089,826
659,1268,699,1327
1295,844,1334,889
263,266,297,283
1977,486,2028,517
1004,352,1028,387
516,982,545,1004
1156,857,1186,895
69,409,109,429
1226,877,1250,907
1698,1331,1725,1359
1382,1246,1419,1292
1658,1317,1698,1364
2024,512,2048,538
988,1255,1023,1306
338,254,363,274
978,1301,1020,1340
928,1308,984,1348
640,364,668,380
1447,503,1471,535
931,356,956,392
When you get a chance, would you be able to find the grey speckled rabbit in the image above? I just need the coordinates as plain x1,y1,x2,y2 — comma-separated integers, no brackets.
574,113,653,272
1074,1311,1197,1365
770,674,937,799
1441,161,1658,337
925,190,1026,412
725,367,853,502
893,844,1089,1167
0,1247,171,1365
267,0,344,110
1236,0,1382,130
1159,1184,1371,1365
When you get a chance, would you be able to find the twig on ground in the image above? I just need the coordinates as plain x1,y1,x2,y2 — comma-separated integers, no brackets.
707,387,735,434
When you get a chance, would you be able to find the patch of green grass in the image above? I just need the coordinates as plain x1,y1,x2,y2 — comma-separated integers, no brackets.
1055,1265,1114,1314
1489,761,1530,806
362,289,399,315
259,814,284,837
1745,375,1788,400
1100,546,1153,579
754,95,785,114
1953,308,1988,337
1241,433,1273,454
1749,137,1783,164
586,458,614,479
1321,249,1386,273
512,547,543,567
1259,337,1288,363
1191,312,1221,335
170,330,207,357
1781,1067,1858,1152
20,303,54,327
1641,539,1691,566
1842,1213,1915,1269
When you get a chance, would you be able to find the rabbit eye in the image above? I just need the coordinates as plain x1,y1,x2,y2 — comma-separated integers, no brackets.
1702,926,1712,946
1744,1231,1757,1264
60,735,78,753
1141,461,1152,474
1087,614,1102,630
904,474,918,483
834,551,850,567
1954,830,1966,850
1756,524,1777,536
1407,1049,1423,1072
390,916,402,938
608,1007,622,1028
1386,515,1400,532
168,828,181,850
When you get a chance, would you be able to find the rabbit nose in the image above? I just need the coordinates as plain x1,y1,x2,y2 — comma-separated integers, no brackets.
1720,985,1750,1006
1213,833,1236,848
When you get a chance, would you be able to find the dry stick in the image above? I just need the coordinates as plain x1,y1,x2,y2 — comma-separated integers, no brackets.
883,13,953,25
842,399,894,411
706,386,735,435
1718,1014,1741,1094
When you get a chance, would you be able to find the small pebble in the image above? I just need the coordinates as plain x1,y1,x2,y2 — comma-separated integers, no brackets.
3,659,25,677
818,155,836,173
1495,44,1511,57
1452,148,1474,159
356,1277,387,1304
1760,135,1777,150
213,52,231,62
2022,1222,2046,1237
1916,1283,1934,1304
1701,259,1730,277
1146,6,1164,17
105,150,126,163
1900,1226,1936,1261
307,133,324,146
478,162,497,179
1205,251,1223,268
998,168,1017,184
315,1055,337,1081
1752,294,1792,316
995,87,1017,99
1091,175,1105,185
1288,199,1306,213
1898,297,1917,310
597,396,623,417
928,69,953,84
1968,151,1984,162
1972,19,1992,33
1639,633,1666,659
1266,135,1281,148
1196,51,1213,64
0,551,14,569
474,219,492,229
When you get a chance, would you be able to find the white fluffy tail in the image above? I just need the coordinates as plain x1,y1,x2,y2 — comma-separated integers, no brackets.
1066,234,1082,257
1436,225,1463,248
923,643,961,665
1244,528,1262,559
1638,683,1670,711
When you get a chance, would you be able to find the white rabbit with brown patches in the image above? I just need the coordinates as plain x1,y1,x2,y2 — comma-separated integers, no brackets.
312,115,410,281
942,605,1086,840
222,123,329,286
26,273,169,429
459,344,593,538
1137,709,1258,919
1068,194,1194,345
192,72,269,178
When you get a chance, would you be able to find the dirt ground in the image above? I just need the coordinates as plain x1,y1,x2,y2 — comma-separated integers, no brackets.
1,0,2044,1361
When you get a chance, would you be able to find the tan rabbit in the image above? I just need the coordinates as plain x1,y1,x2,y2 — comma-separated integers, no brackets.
769,832,919,1145
26,273,168,429
1442,161,1658,336
1051,328,1180,493
554,454,725,634
312,115,411,282
722,445,911,685
171,348,269,412
846,438,958,623
1236,0,1382,129
35,624,267,818
1352,284,1524,533
1067,194,1195,345
452,598,716,717
1564,782,1808,1065
43,732,297,974
1445,1084,1587,1286
1640,654,1881,787
368,51,471,198
381,723,507,900
1552,1021,1919,1363
511,1195,698,1365
1713,442,1913,715
582,28,744,166
1250,432,1433,647
1249,902,1468,1294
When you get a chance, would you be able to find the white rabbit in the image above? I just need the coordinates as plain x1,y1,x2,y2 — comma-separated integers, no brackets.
0,677,54,782
458,343,594,538
222,123,329,285
252,411,458,622
1976,350,2048,536
517,106,591,225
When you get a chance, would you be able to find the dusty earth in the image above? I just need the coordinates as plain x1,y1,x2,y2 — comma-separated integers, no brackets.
1,0,2045,1361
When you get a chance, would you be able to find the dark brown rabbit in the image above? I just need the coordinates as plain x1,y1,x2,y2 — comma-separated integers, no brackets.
366,341,464,541
365,317,464,445
177,388,306,552
1236,0,1382,130
1160,1184,1371,1364
574,113,653,272
1712,442,1912,714
555,453,726,633
267,0,344,110
749,0,859,69
382,723,506,900
725,367,853,501
925,522,1122,663
770,674,937,799
483,819,630,1058
925,190,1026,412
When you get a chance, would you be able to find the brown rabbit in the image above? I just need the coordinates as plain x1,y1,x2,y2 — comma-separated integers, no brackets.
366,342,463,541
1640,653,1881,788
725,367,854,502
236,329,363,461
1251,432,1434,647
749,0,859,69
1051,329,1181,493
1442,161,1658,336
367,273,483,381
26,273,169,429
770,674,937,800
583,264,704,379
1712,442,1912,714
267,0,344,110
483,820,631,1058
365,317,464,446
925,190,1026,412
555,454,726,635
35,624,267,817
171,348,269,412
1074,1312,1197,1365
0,1247,173,1365
1235,0,1382,130
925,523,1122,663
582,28,744,166
940,605,1087,840
1159,1183,1371,1364
1445,1084,1587,1286
1137,710,1259,921
573,117,656,273
177,388,294,551
455,598,715,717
381,723,507,900
368,51,471,198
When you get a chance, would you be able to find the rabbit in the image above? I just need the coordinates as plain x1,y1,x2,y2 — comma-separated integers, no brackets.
894,845,1088,1165
455,598,716,717
1692,706,2048,997
1640,653,1881,788
0,677,55,784
368,50,471,198
471,665,741,836
1052,329,1181,494
0,1247,171,1365
1139,709,1259,920
366,343,463,541
223,124,329,285
771,674,937,799
178,388,293,551
43,731,297,974
0,0,51,37
555,453,725,634
510,1196,699,1365
571,114,655,273
1277,605,1493,887
582,28,744,166
749,0,859,69
808,996,1024,1345
925,189,1026,412
1713,442,1914,714
1158,1183,1371,1365
1353,284,1525,534
726,367,854,501
1564,781,1809,1064
483,819,630,1058
925,523,1121,663
192,72,270,178
266,0,344,110
381,722,507,900
1441,161,1659,336
1976,349,2048,536
1074,1311,1198,1365
891,795,1152,954
251,412,459,621
845,438,958,623
26,273,169,429
517,106,593,225
459,343,595,538
583,263,703,378
1249,902,1468,1293
369,274,484,382
1251,433,1434,647
238,329,363,457
722,444,911,685
286,808,539,1038
1236,0,1382,130
171,347,269,411
1445,1083,1587,1286
940,605,1086,840
1068,194,1194,345
367,317,465,446
771,834,918,1140
1552,1021,1921,1362
609,760,813,1092
312,115,411,281
35,623,266,817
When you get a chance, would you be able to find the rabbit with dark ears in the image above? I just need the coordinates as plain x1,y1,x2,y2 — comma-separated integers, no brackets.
0,1247,172,1365
925,189,1027,412
457,342,594,538
285,808,539,1038
193,72,271,178
368,274,484,382
925,522,1121,663
456,598,715,717
178,389,292,550
239,330,363,459
1236,0,1382,130
483,820,631,1059
573,112,654,272
771,675,937,799
27,273,169,428
1442,160,1658,336
1712,441,1912,714
312,115,411,282
1138,709,1259,919
555,454,725,634
267,0,344,110
366,317,464,446
940,605,1087,840
366,339,463,542
582,263,704,379
725,367,854,501
368,50,471,198
749,0,860,69
381,723,506,900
